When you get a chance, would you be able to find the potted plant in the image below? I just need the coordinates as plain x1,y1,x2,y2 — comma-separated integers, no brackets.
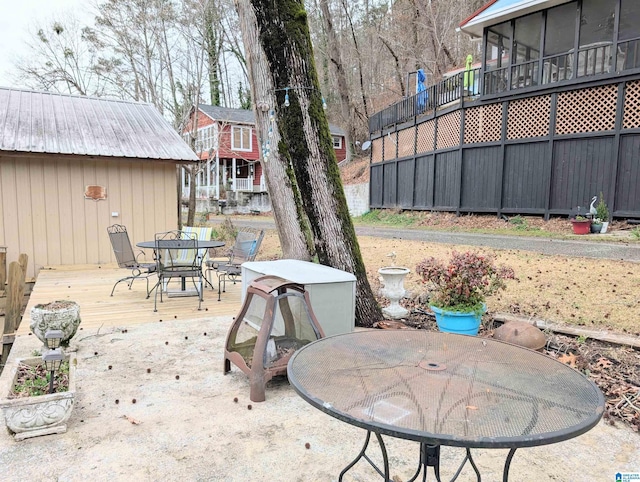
570,215,591,235
590,218,603,234
596,192,610,233
416,251,515,336
0,352,77,441
30,300,81,349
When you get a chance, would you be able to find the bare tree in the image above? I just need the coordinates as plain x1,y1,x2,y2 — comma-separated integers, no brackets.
16,17,106,96
247,0,382,326
235,0,312,260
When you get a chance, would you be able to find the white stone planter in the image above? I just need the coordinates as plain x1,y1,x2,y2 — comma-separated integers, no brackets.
30,301,81,348
0,353,77,441
378,267,410,319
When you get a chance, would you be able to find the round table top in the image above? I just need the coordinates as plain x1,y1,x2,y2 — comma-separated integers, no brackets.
136,240,225,249
287,330,605,449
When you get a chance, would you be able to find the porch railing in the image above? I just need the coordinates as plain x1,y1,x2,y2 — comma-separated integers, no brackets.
234,177,253,192
368,68,481,133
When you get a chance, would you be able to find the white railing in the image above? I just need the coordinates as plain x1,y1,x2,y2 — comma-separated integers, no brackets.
235,178,253,192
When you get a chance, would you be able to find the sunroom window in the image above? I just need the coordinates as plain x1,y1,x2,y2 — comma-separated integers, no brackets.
543,1,577,84
577,0,616,77
511,13,542,89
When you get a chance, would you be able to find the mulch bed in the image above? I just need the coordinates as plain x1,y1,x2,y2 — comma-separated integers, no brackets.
374,298,640,433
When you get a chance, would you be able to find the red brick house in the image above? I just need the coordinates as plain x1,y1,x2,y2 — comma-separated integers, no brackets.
182,104,347,212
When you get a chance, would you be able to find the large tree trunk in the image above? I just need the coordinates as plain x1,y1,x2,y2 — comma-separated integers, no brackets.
235,0,312,260
249,0,382,327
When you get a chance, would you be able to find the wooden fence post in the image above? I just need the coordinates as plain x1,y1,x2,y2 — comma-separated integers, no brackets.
0,246,6,294
5,260,25,333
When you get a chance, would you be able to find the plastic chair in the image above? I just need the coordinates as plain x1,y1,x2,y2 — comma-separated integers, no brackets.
107,224,157,297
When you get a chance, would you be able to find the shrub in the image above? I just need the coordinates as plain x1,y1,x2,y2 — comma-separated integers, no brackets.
596,192,609,222
415,251,515,313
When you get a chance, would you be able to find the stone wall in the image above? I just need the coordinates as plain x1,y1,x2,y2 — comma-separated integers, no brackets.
343,183,370,217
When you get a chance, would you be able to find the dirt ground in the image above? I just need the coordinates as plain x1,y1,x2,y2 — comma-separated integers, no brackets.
1,317,639,482
253,214,640,433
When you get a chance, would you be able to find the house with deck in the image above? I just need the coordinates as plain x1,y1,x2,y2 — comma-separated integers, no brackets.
368,0,640,219
182,104,347,213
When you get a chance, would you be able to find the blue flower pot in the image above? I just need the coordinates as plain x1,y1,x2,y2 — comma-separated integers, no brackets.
430,305,485,336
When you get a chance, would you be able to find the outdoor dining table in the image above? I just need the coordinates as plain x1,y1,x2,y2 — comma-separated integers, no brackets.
136,239,225,293
287,330,605,482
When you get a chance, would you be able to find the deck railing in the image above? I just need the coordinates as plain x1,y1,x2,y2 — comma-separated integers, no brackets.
369,68,481,133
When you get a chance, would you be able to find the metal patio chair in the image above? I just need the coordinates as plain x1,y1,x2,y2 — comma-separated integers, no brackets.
152,230,204,312
107,224,157,297
207,228,264,301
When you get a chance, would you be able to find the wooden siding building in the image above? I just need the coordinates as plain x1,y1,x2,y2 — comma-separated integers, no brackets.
368,0,640,220
0,87,198,278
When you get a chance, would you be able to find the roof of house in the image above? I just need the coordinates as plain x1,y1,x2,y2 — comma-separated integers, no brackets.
0,87,198,162
459,0,567,38
198,104,346,137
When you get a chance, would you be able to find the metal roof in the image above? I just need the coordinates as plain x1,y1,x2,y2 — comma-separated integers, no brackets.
0,87,198,162
198,104,346,136
460,0,569,38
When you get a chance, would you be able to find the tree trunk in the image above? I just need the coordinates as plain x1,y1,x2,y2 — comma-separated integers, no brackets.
235,0,312,261
249,0,382,327
320,0,355,157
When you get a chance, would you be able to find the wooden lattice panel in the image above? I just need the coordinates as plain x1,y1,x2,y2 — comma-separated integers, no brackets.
507,96,551,139
397,127,415,158
623,80,640,129
464,104,502,144
383,132,397,160
416,120,436,154
371,138,383,163
436,111,461,150
556,85,617,135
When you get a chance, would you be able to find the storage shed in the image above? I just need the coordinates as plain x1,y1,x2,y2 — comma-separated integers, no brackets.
0,87,198,278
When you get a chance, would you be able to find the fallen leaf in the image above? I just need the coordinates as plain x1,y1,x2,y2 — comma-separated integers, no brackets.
123,415,141,425
596,357,613,369
558,353,577,367
466,405,478,410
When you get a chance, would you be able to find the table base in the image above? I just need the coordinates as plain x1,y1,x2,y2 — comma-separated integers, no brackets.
339,431,518,482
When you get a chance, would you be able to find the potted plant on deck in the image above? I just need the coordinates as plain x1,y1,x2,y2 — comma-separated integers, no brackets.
416,251,515,336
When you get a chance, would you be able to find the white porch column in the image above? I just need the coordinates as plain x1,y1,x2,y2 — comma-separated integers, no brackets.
232,157,237,190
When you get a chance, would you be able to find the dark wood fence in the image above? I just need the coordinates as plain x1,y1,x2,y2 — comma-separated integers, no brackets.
369,76,640,219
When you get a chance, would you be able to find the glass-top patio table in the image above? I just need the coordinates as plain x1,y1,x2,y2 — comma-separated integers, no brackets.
287,330,605,481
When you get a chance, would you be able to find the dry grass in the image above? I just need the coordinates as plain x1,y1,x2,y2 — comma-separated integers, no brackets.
257,230,640,335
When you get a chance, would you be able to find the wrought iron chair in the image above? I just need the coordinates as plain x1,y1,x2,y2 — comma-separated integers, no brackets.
107,224,157,297
152,230,204,312
210,228,265,301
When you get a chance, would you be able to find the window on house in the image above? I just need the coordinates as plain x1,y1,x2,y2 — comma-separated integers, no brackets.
619,0,640,70
232,126,252,151
543,1,577,84
484,21,511,94
512,13,542,89
332,136,342,149
577,0,616,77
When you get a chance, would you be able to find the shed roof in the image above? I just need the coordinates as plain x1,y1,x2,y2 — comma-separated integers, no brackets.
0,87,198,162
459,0,569,38
198,104,346,136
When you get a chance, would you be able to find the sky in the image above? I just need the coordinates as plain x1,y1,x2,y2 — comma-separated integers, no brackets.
0,0,91,89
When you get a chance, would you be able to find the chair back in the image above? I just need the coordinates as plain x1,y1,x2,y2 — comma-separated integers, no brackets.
181,226,213,263
228,228,265,265
107,224,137,268
155,230,199,273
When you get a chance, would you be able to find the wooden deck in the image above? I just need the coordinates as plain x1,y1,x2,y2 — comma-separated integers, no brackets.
16,264,242,336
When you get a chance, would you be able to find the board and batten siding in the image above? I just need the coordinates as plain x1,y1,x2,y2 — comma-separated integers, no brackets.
0,153,178,278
